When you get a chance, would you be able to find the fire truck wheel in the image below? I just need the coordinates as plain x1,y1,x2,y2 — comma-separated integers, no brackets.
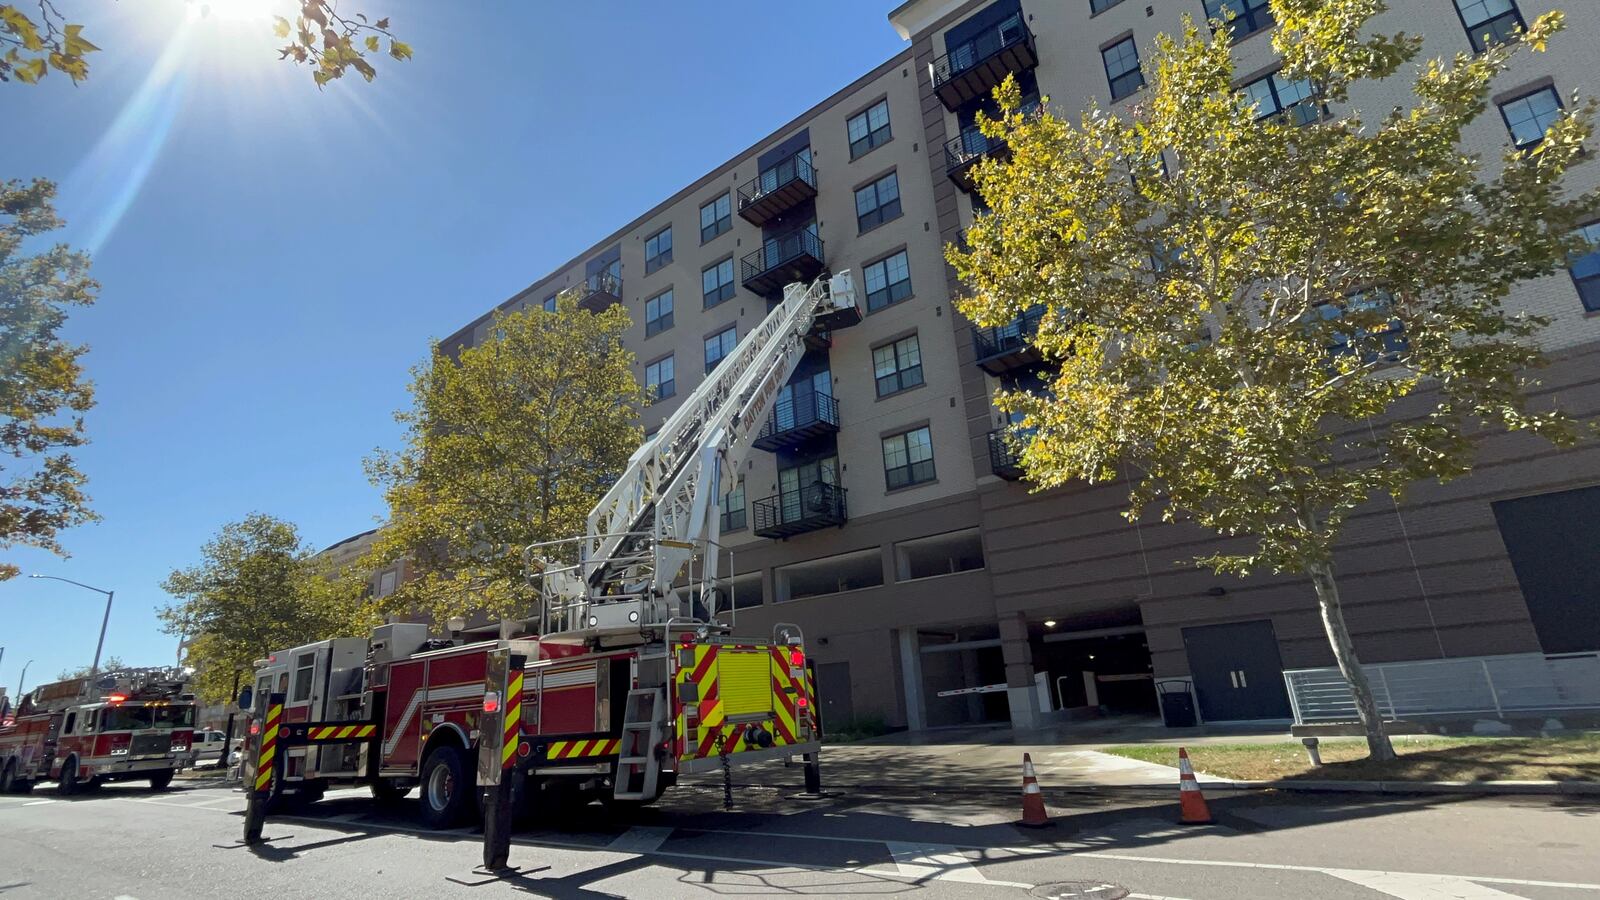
419,745,471,829
56,758,80,796
148,770,174,791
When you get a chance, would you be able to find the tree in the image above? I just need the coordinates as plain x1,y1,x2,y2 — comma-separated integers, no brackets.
159,513,374,704
363,290,644,625
950,1,1597,760
1,1,408,86
1,179,99,581
57,655,125,681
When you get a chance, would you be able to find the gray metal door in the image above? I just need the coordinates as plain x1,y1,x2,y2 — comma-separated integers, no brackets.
1183,620,1292,721
815,661,853,731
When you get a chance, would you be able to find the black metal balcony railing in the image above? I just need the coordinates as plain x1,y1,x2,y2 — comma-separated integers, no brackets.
738,151,818,227
753,481,848,539
930,12,1039,111
988,429,1025,481
580,271,623,312
972,305,1045,374
753,392,840,452
944,100,1039,191
741,229,826,297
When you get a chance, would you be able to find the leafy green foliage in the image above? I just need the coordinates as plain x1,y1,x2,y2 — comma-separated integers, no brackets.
953,5,1593,578
0,4,98,84
1,1,406,87
950,1,1597,759
0,179,99,580
160,513,375,704
274,1,411,87
362,291,645,625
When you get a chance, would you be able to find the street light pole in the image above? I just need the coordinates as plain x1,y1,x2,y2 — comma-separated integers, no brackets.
17,659,33,702
27,575,115,677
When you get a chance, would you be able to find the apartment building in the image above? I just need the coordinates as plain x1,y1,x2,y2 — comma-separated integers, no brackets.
440,0,1600,733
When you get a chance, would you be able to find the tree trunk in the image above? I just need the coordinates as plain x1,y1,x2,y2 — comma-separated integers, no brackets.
1307,559,1396,761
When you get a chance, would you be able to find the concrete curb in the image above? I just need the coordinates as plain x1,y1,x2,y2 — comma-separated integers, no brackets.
1195,777,1600,796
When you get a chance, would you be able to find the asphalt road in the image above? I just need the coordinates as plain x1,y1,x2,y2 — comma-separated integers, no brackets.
1,773,1597,899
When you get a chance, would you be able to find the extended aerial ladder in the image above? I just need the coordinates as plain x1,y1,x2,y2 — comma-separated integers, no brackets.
528,271,861,645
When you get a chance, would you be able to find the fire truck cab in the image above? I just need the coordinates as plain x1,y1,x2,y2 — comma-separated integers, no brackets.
0,669,197,795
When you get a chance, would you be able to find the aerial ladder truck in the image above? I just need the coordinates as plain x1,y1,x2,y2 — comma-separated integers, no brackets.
240,272,861,843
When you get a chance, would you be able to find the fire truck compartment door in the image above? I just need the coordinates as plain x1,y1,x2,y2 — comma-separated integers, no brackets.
717,650,774,720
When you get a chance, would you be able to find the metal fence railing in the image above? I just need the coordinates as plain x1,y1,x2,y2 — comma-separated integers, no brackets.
1283,652,1600,724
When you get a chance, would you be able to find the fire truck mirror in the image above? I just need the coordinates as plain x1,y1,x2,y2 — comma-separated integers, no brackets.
236,686,253,711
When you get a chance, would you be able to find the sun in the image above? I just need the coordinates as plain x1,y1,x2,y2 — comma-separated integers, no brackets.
185,0,283,24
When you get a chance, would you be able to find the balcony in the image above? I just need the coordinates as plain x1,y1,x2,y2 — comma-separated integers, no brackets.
944,100,1039,192
738,151,818,228
988,429,1025,481
930,13,1038,112
753,393,840,453
753,482,847,539
741,229,826,298
972,305,1045,375
580,271,623,312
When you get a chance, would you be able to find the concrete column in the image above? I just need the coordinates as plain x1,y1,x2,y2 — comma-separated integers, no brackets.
999,612,1040,731
897,628,926,732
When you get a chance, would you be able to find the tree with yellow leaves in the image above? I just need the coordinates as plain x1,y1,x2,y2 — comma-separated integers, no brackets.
952,1,1597,760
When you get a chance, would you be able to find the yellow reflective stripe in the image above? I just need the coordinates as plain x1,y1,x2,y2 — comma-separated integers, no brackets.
254,768,272,791
501,737,517,767
336,725,357,739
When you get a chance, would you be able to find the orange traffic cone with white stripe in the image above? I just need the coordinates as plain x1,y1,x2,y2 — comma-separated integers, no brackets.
1018,752,1053,828
1177,747,1213,825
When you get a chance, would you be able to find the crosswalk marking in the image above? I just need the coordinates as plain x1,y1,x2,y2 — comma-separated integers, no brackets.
1327,869,1527,899
884,841,990,884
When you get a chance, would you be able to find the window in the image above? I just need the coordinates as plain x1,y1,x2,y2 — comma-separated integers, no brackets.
721,478,746,532
377,570,397,598
1090,0,1124,12
1102,36,1144,101
704,325,736,373
1568,221,1600,312
542,293,558,312
777,456,839,525
1455,0,1524,52
645,289,674,337
882,426,935,490
646,355,675,401
848,99,892,159
1204,0,1274,40
1242,71,1322,125
863,250,913,312
702,258,736,307
700,193,732,243
1499,86,1562,149
873,335,924,397
291,652,315,703
895,528,985,580
854,171,902,233
1317,291,1408,361
776,548,882,602
64,711,77,734
645,226,673,274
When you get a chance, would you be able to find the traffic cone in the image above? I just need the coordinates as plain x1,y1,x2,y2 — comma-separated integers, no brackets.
1018,752,1053,828
1177,747,1213,825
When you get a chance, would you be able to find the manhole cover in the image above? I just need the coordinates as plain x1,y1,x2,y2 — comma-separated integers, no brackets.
1029,883,1130,900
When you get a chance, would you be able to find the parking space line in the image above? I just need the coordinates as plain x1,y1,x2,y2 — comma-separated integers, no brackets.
1080,852,1600,893
23,799,56,806
606,826,673,854
1326,869,1529,899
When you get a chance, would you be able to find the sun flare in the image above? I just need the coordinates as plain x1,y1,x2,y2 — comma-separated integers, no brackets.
185,0,282,24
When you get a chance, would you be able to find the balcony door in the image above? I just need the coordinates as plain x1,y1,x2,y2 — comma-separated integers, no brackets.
775,371,831,431
779,455,838,524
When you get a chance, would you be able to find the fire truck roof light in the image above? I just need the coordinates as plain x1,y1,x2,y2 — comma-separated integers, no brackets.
796,696,809,708
789,649,804,667
106,693,128,704
483,692,500,714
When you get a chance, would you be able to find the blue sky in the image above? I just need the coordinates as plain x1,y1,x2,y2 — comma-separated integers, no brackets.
0,0,907,692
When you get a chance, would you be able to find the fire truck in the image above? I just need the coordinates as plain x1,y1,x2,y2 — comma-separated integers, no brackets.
0,668,197,795
242,272,860,828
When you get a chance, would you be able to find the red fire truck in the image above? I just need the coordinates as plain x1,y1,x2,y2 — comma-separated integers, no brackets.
0,668,197,794
239,273,861,828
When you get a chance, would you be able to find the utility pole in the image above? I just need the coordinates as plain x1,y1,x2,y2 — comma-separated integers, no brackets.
27,575,115,676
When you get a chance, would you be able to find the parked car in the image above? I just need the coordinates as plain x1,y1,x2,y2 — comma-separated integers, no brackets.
190,730,230,767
